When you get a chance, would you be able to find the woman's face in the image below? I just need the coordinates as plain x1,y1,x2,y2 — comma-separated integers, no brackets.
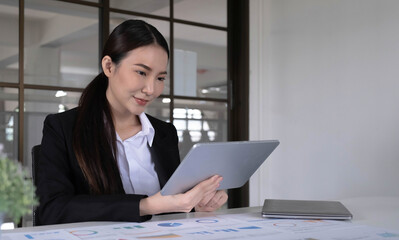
104,44,168,117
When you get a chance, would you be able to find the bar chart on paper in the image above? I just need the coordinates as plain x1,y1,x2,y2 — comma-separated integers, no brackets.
157,223,183,227
3,213,399,240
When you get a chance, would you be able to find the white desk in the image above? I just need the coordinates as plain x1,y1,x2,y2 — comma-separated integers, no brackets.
3,197,399,239
340,196,399,230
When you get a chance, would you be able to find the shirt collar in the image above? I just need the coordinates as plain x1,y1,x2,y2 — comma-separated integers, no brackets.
115,113,155,147
138,112,155,147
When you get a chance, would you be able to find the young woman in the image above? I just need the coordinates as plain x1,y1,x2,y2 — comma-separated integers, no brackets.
36,19,227,225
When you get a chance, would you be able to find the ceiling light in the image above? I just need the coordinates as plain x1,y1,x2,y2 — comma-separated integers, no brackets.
55,90,67,98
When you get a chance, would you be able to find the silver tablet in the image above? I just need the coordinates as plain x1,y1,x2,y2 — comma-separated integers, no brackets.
160,140,279,196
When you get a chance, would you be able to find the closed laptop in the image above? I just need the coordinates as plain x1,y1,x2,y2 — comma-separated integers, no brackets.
262,199,353,220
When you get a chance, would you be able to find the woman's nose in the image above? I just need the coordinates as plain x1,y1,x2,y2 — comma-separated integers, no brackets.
142,78,155,95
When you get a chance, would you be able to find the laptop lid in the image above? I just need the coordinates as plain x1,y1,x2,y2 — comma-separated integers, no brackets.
262,199,353,220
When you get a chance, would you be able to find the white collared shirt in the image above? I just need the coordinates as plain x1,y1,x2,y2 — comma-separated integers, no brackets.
116,112,160,196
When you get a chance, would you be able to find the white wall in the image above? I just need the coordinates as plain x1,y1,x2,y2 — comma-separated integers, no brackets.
249,0,399,206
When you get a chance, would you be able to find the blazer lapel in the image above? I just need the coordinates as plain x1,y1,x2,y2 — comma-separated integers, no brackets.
149,144,168,188
148,117,181,188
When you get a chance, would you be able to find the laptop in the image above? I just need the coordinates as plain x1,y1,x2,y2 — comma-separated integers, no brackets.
161,140,280,196
262,199,353,220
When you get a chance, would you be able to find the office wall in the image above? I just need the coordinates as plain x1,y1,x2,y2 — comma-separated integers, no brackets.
249,0,399,206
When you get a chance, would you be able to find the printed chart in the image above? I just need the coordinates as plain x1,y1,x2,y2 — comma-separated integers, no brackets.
157,223,183,227
3,214,399,240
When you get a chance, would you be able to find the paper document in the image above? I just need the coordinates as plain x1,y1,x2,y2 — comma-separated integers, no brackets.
3,213,399,240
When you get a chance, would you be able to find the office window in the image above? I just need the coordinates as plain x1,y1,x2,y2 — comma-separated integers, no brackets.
173,99,227,159
110,0,170,17
0,0,19,84
174,23,227,99
145,97,170,123
24,0,99,88
0,87,18,161
23,89,80,175
174,0,227,27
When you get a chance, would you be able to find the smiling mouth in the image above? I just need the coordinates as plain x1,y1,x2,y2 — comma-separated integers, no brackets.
134,97,149,106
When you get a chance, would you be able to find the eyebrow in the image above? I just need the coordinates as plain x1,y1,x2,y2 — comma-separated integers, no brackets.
134,63,167,75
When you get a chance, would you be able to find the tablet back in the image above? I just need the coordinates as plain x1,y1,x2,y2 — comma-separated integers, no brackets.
161,140,279,195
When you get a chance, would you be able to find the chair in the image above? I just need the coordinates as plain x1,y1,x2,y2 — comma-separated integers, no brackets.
31,144,41,226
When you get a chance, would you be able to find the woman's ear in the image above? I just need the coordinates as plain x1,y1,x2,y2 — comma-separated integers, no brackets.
102,56,113,77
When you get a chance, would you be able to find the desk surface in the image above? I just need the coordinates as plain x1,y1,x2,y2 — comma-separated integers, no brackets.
3,197,399,239
340,196,399,230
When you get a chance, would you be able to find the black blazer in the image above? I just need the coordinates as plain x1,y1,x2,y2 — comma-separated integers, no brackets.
36,108,180,225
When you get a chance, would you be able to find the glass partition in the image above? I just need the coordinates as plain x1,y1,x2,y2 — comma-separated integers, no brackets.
24,0,99,88
0,0,19,83
145,97,170,123
173,99,227,159
0,87,19,161
174,23,227,99
174,0,227,27
110,0,170,17
23,89,80,174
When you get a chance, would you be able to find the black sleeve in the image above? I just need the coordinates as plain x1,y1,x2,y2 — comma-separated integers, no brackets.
36,113,151,225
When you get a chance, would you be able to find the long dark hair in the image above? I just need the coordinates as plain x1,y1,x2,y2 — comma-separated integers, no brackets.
73,20,169,194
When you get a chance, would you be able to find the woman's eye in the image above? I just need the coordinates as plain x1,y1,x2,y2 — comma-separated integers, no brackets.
158,77,166,81
136,71,146,76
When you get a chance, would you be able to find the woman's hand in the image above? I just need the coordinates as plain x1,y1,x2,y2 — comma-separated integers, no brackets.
194,190,228,212
139,175,225,216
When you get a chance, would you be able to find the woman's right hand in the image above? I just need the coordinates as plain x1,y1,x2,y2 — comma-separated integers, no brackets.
139,175,223,216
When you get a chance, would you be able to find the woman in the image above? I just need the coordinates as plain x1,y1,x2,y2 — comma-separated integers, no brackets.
36,19,227,225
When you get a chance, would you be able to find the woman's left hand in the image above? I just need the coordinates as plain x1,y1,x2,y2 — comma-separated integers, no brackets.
194,190,228,212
